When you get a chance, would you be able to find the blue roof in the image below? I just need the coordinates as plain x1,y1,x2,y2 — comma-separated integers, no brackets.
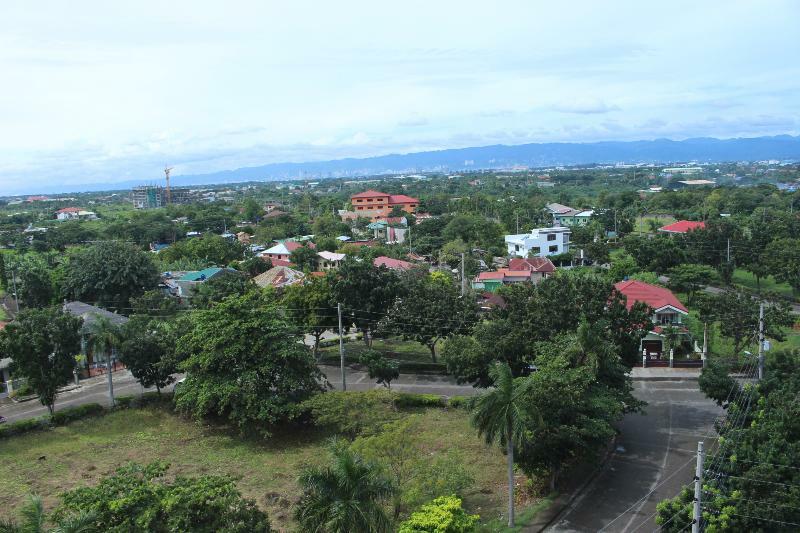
179,267,225,282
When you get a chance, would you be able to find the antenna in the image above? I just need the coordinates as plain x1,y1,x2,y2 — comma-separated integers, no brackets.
164,165,174,204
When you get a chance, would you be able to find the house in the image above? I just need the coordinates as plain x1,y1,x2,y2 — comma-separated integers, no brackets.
507,257,556,283
545,203,594,227
55,207,82,220
614,280,690,359
165,267,238,299
349,190,419,220
505,227,570,258
263,201,283,213
317,251,346,270
368,219,408,244
260,241,315,262
373,256,415,271
253,265,305,289
658,220,706,235
471,269,532,292
63,301,130,375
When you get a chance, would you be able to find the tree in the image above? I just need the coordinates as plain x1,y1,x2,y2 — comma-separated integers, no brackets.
175,291,324,435
129,290,180,317
698,359,738,406
622,235,686,274
238,256,270,277
86,314,122,367
331,259,402,346
16,255,55,308
289,244,318,272
1,307,82,415
281,276,338,358
118,317,180,393
241,198,263,222
398,496,479,533
0,494,95,533
714,289,794,355
763,237,800,296
192,270,251,308
382,273,477,362
470,362,533,528
358,350,400,388
53,462,270,532
62,241,159,309
666,263,717,305
0,252,6,291
158,234,245,267
295,439,395,533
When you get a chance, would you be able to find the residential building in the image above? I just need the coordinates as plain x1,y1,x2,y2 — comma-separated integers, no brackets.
614,280,690,359
505,227,570,258
317,251,346,270
368,218,408,244
260,241,314,262
507,257,556,283
349,190,419,220
254,265,305,289
163,267,237,299
373,256,415,271
56,207,82,220
658,220,706,235
472,269,532,292
63,301,130,376
545,203,594,226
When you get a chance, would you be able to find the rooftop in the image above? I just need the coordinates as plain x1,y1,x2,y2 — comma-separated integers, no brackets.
373,256,414,271
508,257,556,272
614,279,688,313
658,220,706,234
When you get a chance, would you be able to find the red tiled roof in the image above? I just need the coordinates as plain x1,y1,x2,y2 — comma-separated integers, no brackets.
351,190,389,199
614,280,688,313
508,257,556,273
476,269,532,281
57,207,81,213
373,256,414,270
309,271,326,277
388,194,419,204
269,259,295,267
284,241,316,252
658,220,706,234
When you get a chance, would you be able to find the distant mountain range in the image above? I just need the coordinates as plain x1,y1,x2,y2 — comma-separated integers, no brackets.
172,134,800,186
17,135,800,195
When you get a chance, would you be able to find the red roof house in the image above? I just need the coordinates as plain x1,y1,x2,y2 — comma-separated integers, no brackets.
349,190,419,220
508,257,556,273
658,220,706,234
614,279,688,313
373,256,415,271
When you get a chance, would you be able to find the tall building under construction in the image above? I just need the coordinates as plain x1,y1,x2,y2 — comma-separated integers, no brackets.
131,185,189,209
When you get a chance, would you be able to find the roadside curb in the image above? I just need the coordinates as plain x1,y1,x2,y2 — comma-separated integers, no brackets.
525,436,618,532
633,376,699,381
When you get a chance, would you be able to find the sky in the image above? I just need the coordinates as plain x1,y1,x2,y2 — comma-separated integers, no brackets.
1,0,799,193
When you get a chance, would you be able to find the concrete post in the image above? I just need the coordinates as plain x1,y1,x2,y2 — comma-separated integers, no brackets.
642,349,647,368
669,349,674,368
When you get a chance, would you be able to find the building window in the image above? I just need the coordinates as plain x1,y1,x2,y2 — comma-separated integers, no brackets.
547,233,557,241
549,245,558,253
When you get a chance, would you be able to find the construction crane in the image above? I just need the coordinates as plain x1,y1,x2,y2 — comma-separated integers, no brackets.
164,165,173,204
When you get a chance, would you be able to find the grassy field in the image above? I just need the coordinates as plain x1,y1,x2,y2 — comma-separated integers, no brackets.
0,406,530,531
635,215,676,234
319,337,438,364
732,268,796,301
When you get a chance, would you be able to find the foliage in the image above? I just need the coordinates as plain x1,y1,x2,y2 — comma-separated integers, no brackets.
238,256,270,277
359,349,400,388
714,288,794,354
622,234,686,274
280,276,337,358
128,290,180,317
698,360,738,406
0,494,95,533
763,237,800,294
118,317,180,393
191,270,251,308
666,263,717,304
52,462,270,532
295,439,395,533
303,390,401,437
158,234,245,267
15,254,55,308
61,241,159,308
1,307,82,414
382,273,477,361
398,496,479,533
175,291,324,435
289,244,319,272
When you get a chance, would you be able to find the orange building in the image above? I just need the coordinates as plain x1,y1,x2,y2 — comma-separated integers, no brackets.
350,190,419,219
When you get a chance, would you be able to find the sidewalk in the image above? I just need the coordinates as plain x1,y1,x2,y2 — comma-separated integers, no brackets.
631,366,701,380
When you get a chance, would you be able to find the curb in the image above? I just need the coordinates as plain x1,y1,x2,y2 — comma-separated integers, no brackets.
525,436,618,532
632,376,699,381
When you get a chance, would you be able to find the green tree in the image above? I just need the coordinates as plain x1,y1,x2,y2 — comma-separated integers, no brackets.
715,289,794,354
62,241,159,308
281,276,337,359
1,307,82,415
241,198,263,222
118,317,180,393
175,291,323,434
358,350,400,388
289,244,319,272
382,273,477,362
0,494,95,533
295,439,395,533
398,496,479,533
666,263,717,305
698,359,738,406
470,362,533,528
158,234,245,267
192,270,251,308
0,252,7,291
763,237,800,296
238,256,270,277
16,255,55,308
53,462,270,532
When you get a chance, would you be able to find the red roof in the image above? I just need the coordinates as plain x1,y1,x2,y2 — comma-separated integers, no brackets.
388,194,418,204
476,269,532,281
614,280,688,313
373,256,414,270
352,190,390,199
283,241,315,252
658,220,705,234
508,257,556,273
57,207,81,213
268,259,295,267
347,240,378,247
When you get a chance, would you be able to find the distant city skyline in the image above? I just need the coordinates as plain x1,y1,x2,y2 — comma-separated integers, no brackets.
1,0,798,191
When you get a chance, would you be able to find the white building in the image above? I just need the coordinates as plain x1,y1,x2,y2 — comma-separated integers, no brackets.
505,227,571,258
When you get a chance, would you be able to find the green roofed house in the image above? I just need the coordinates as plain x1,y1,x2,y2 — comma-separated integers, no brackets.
164,267,238,300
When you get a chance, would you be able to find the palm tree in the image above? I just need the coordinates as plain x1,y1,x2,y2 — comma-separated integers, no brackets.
295,439,395,533
471,362,533,528
0,495,95,533
86,314,123,407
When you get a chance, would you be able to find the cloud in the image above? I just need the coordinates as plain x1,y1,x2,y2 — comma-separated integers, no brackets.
552,99,621,114
397,116,429,127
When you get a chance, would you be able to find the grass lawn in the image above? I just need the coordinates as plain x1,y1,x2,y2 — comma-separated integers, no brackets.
635,215,676,234
731,268,797,301
319,336,438,364
0,406,536,531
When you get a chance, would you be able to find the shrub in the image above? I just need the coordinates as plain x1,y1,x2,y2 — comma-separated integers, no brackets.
446,396,470,409
303,390,400,437
399,495,479,533
394,393,446,408
0,417,50,439
50,403,104,425
116,395,135,408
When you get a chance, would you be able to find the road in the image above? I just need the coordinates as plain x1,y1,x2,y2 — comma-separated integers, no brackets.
0,365,478,423
547,380,722,532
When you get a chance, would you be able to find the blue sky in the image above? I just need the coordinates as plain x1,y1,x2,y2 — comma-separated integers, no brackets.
1,0,799,192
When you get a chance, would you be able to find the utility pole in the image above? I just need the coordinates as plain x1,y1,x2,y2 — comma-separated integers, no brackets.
758,302,765,380
338,303,346,391
107,348,116,407
702,321,708,367
726,238,731,263
692,440,704,533
11,266,20,313
460,253,466,297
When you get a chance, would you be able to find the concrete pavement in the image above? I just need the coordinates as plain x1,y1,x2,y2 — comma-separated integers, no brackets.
545,380,721,532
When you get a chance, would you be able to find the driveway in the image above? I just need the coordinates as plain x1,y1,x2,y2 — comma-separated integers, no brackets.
547,380,722,532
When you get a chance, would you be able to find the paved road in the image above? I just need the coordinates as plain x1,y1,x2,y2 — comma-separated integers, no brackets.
547,380,722,532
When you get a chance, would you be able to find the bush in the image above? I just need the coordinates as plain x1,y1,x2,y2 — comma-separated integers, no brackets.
0,417,50,439
399,495,479,533
446,396,470,409
115,395,135,408
303,390,400,437
394,393,446,408
50,403,104,425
